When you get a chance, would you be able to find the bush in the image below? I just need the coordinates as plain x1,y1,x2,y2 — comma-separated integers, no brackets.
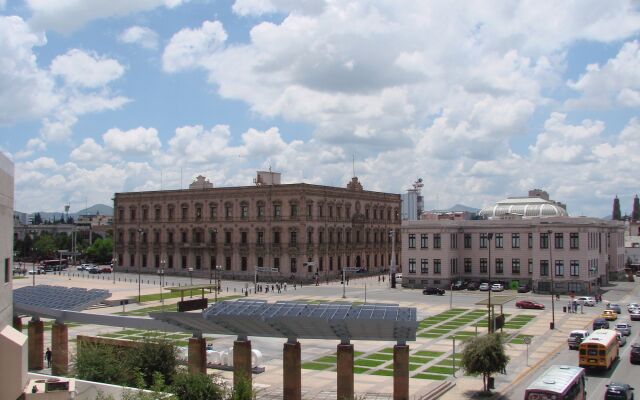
74,342,133,386
171,371,224,400
130,338,179,387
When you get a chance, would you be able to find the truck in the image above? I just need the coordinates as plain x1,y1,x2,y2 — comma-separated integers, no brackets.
568,330,589,350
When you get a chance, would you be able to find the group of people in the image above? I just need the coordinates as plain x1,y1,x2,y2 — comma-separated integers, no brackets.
255,282,291,294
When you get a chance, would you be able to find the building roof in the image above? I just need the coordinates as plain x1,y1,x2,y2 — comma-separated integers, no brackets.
479,197,567,219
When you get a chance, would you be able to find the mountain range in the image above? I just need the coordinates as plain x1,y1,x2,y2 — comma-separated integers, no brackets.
15,203,113,223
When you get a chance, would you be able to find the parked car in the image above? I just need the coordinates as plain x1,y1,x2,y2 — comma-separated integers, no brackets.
517,285,531,293
451,281,466,291
608,303,622,314
576,296,596,306
628,303,640,313
630,310,640,321
516,300,545,310
567,330,589,350
593,318,610,330
87,266,100,274
466,282,479,291
615,322,632,336
490,283,504,292
631,343,640,364
99,266,112,273
479,283,490,291
602,310,618,321
78,263,93,271
617,332,627,347
605,382,634,400
423,287,445,296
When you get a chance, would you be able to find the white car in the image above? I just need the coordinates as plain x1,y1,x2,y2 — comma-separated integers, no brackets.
576,296,596,306
491,283,504,292
78,263,94,271
615,322,632,336
479,283,490,291
617,331,627,347
628,303,640,312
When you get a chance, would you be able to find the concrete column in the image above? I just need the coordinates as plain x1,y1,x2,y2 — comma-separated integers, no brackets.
393,344,410,400
233,338,252,387
283,339,301,400
13,316,22,332
336,341,354,400
52,322,69,375
188,336,206,374
28,318,44,370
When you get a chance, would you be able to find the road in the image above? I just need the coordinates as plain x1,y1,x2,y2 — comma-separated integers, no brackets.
506,284,640,399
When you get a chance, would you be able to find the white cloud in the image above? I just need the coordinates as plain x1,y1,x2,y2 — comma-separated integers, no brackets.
69,138,107,163
232,0,326,16
50,49,125,88
118,26,159,50
27,0,189,34
103,127,162,154
162,20,227,73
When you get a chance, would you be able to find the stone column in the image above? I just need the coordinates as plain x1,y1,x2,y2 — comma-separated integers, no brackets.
188,335,207,374
233,337,252,387
336,340,354,400
393,343,409,400
52,322,69,375
28,318,44,370
283,339,301,400
13,316,22,331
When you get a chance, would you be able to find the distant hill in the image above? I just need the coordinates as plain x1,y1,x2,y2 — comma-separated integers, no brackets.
15,203,113,223
428,204,480,214
75,204,113,216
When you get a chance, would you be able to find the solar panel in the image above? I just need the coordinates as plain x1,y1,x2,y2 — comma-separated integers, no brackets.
13,285,111,311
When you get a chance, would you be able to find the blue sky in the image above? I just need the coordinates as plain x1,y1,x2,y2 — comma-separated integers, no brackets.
0,0,639,217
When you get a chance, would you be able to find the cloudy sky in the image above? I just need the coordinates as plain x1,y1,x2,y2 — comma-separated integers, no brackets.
1,0,639,216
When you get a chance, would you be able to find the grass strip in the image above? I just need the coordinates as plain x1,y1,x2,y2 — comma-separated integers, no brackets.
409,356,434,364
413,373,448,380
353,367,370,374
415,350,444,357
372,369,394,376
354,359,386,367
426,366,456,374
365,353,394,361
302,362,333,370
316,356,337,363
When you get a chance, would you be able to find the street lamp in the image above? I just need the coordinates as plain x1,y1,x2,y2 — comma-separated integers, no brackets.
112,257,117,284
214,265,221,303
487,233,493,333
548,230,555,330
188,267,194,297
159,259,166,307
390,229,396,289
137,228,144,303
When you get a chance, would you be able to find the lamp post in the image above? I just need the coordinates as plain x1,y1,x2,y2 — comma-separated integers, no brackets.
188,267,194,297
487,233,493,333
137,228,143,303
548,230,555,330
158,260,165,307
112,257,117,284
214,265,221,302
390,229,396,289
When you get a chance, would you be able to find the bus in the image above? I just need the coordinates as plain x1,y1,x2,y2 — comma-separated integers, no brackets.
41,259,68,272
524,365,586,400
578,329,619,370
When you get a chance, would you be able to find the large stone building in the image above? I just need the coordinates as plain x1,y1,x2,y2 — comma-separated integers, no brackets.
401,192,625,295
113,173,401,281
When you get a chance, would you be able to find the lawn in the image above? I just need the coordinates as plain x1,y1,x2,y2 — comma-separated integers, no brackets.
414,350,444,357
302,362,333,370
354,359,386,368
366,353,394,361
414,373,448,380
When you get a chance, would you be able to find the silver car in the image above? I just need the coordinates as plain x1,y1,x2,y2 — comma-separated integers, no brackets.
628,303,640,312
576,296,596,306
615,322,632,336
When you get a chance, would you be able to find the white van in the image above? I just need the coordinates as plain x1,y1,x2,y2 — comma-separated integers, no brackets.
576,296,596,306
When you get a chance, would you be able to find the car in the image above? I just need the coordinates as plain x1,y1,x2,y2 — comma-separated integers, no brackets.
602,310,618,321
516,300,545,310
628,303,640,312
78,263,95,271
99,266,112,273
615,322,632,336
517,285,531,293
451,281,466,291
631,343,640,364
479,283,490,291
608,303,622,314
491,283,504,292
593,318,610,330
605,382,634,400
630,310,640,321
576,296,596,306
87,266,100,274
423,287,445,296
466,282,479,291
617,332,627,347
567,330,589,350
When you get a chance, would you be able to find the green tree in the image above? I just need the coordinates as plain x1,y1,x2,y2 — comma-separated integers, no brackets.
33,212,43,224
33,234,57,259
85,237,114,263
74,342,133,386
460,333,510,393
171,372,224,400
129,338,178,387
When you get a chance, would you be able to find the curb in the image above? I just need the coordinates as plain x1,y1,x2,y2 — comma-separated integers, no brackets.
417,379,456,400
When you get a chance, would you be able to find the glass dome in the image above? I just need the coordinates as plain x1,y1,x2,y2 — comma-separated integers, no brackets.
479,197,568,219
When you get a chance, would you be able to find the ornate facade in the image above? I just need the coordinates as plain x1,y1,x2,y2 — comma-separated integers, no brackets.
113,175,401,281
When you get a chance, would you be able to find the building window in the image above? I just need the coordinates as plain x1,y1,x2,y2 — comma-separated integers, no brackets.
155,208,161,221
225,205,232,218
290,257,297,273
528,233,533,249
450,233,457,249
433,259,441,274
555,260,564,277
225,231,232,244
195,207,202,220
181,255,187,269
421,234,428,248
540,232,549,249
257,231,264,245
210,205,217,220
196,256,201,270
210,256,216,269
512,259,520,274
291,204,298,217
181,206,188,221
290,231,297,246
307,204,312,218
408,258,416,274
274,257,280,271
168,255,173,269
274,230,280,244
421,259,429,273
225,257,231,270
257,204,265,218
168,206,174,221
241,257,247,271
154,231,160,243
210,230,217,244
495,233,503,249
451,258,458,274
570,260,579,276
511,233,520,249
434,234,441,249
194,231,202,243
241,231,248,244
154,254,160,268
4,258,9,283
495,258,503,274
480,233,488,249
257,257,263,268
570,232,579,249
480,258,487,273
540,260,549,276
240,205,248,218
329,256,334,271
464,234,472,249
130,208,136,221
118,208,124,221
181,231,187,243
319,256,323,271
464,258,472,273
528,259,533,274
554,233,564,249
408,234,416,248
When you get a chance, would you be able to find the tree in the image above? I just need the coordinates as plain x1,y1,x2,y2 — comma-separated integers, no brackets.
85,237,114,263
33,234,57,259
129,338,179,387
171,371,224,400
460,333,510,392
33,213,43,225
74,342,133,386
612,196,622,221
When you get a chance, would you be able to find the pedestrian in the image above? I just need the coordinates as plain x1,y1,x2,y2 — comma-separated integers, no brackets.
45,348,52,368
378,275,381,283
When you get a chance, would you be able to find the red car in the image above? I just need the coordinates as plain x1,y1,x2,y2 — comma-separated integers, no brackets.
516,300,545,310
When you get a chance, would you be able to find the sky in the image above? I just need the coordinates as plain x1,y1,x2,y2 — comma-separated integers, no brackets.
1,0,639,217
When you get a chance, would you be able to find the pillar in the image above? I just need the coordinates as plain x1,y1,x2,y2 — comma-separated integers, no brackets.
233,337,252,387
283,339,301,400
188,335,206,374
52,322,69,375
393,343,410,400
28,318,44,370
13,316,22,331
337,341,354,400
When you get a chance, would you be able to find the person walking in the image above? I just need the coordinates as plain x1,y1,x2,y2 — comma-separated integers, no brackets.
45,348,52,368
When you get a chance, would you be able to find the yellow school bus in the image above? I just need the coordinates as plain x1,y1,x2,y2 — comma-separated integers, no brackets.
578,329,619,370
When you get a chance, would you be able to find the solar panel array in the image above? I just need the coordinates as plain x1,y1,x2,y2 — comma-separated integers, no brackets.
13,285,111,311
